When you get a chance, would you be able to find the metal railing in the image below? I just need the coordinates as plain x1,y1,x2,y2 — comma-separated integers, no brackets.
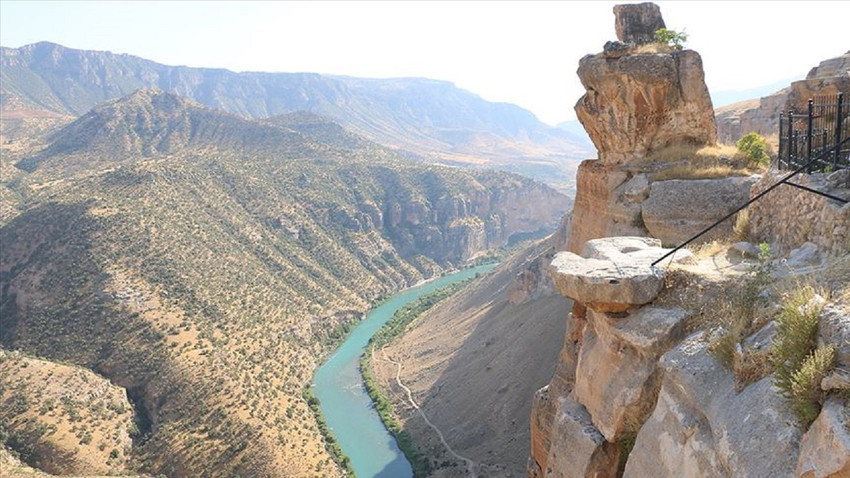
778,93,849,173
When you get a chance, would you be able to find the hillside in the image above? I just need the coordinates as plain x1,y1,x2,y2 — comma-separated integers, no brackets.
370,238,570,476
0,42,591,191
0,89,569,476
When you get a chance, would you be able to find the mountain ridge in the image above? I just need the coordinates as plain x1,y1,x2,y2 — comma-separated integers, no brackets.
1,42,590,164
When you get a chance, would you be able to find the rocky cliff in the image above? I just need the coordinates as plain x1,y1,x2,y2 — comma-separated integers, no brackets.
529,237,850,477
527,4,850,478
566,2,749,254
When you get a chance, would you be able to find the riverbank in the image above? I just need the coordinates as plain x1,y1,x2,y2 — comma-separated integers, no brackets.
360,277,479,476
311,264,497,477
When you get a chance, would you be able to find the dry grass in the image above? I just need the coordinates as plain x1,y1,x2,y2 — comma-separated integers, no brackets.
643,143,740,164
633,43,675,54
643,143,763,181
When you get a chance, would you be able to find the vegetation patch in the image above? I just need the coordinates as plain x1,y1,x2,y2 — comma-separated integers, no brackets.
771,286,836,427
302,386,355,476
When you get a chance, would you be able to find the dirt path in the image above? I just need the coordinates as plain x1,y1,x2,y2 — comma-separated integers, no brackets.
377,347,478,478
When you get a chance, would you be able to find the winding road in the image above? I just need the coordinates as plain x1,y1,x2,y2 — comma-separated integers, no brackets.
378,347,478,478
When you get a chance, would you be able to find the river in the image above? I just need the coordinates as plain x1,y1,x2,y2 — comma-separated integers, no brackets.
312,263,497,477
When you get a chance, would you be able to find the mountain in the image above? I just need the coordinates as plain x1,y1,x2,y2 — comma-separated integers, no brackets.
0,42,591,190
0,89,569,476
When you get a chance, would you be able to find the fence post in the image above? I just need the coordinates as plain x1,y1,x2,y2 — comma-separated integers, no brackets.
836,93,844,168
779,113,784,168
807,99,814,172
788,109,795,168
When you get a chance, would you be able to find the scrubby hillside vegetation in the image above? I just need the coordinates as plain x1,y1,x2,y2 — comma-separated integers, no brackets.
0,88,568,476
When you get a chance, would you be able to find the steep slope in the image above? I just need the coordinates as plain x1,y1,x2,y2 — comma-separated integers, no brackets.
371,238,570,476
0,91,569,476
0,41,591,190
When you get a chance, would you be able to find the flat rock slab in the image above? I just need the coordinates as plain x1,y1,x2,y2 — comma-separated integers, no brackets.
550,236,693,311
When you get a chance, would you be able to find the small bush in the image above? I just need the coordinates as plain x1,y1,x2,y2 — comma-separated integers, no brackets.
654,28,688,51
771,286,829,426
737,132,771,167
789,345,836,426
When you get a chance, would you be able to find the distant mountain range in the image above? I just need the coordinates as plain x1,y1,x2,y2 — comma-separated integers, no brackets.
1,42,592,191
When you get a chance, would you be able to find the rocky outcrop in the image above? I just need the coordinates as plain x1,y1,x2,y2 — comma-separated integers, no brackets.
530,235,849,478
797,396,850,478
613,3,665,45
624,334,803,478
565,2,734,255
641,176,759,246
786,51,850,113
529,237,694,476
550,237,692,312
576,49,716,164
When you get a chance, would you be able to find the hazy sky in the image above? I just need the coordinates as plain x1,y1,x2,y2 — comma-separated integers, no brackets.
1,1,848,125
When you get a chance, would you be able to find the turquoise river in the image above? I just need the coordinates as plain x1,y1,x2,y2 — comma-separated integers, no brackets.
313,263,497,477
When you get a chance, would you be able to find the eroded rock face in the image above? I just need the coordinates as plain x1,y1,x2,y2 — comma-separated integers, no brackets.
575,49,717,164
641,176,758,246
573,307,687,441
566,1,720,255
544,396,620,478
797,396,850,478
625,333,803,478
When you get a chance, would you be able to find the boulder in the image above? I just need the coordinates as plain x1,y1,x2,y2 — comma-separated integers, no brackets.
550,236,693,312
786,242,823,268
641,176,758,246
796,396,850,478
625,333,803,477
573,307,687,441
544,396,621,478
818,302,850,368
575,49,717,164
613,3,665,45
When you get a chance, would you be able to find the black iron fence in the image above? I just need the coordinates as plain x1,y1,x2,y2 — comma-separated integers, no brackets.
777,93,849,172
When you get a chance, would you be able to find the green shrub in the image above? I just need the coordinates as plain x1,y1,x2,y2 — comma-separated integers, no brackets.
654,28,688,50
737,132,771,167
771,286,830,425
789,345,836,426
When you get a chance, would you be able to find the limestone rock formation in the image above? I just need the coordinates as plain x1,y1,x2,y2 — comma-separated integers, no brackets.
797,396,850,478
576,50,716,164
613,3,665,45
624,333,803,477
543,397,620,478
566,2,727,255
641,176,758,246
